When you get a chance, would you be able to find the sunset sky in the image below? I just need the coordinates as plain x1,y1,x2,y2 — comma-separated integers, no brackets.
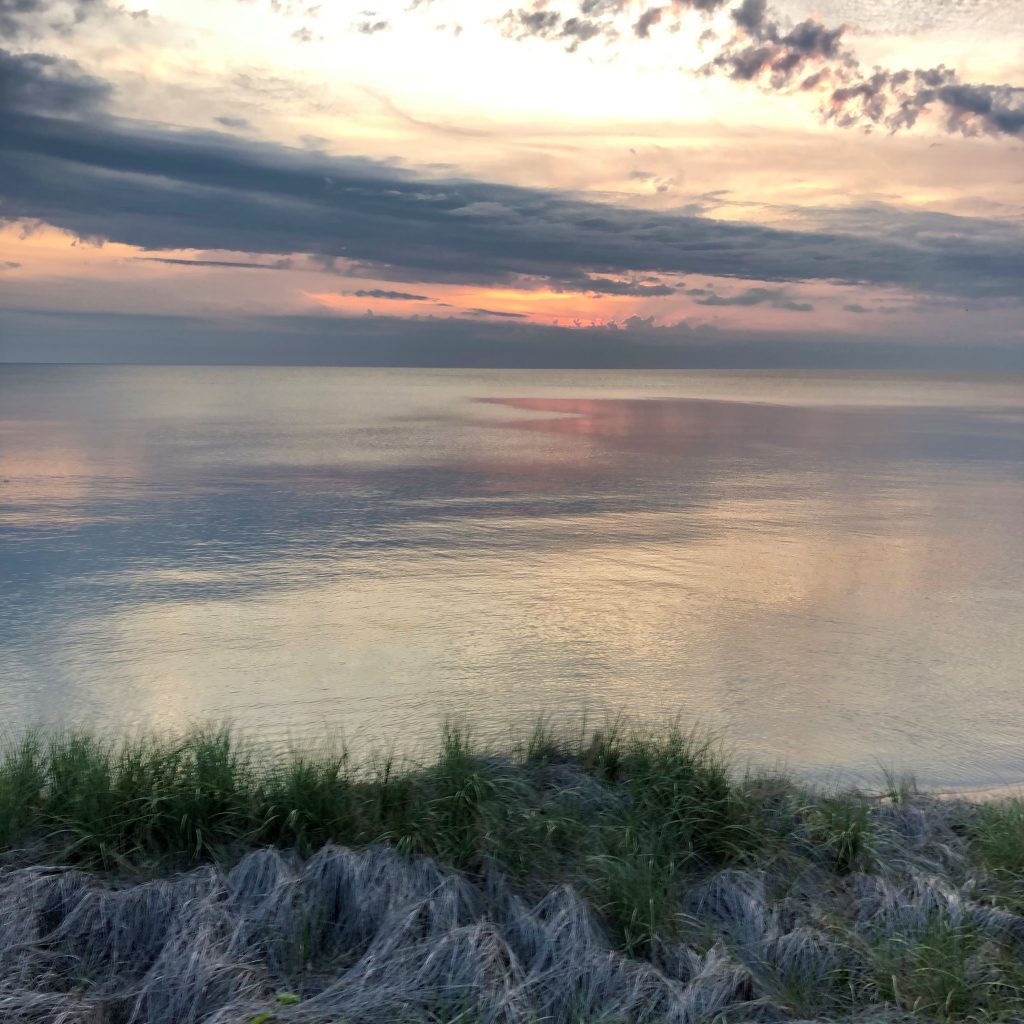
2,0,1022,366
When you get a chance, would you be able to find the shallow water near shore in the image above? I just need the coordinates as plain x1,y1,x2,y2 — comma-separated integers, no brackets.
1,366,1022,789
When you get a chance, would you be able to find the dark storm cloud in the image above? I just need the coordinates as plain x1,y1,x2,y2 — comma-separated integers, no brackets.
695,286,813,310
353,288,430,300
0,48,111,115
2,108,1023,299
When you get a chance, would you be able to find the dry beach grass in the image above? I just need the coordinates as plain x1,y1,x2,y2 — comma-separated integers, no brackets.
1,724,1024,1023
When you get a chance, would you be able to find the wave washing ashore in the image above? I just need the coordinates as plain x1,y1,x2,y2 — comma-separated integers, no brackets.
2,725,1024,1023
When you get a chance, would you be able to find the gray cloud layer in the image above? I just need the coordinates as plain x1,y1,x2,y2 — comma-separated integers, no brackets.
4,100,1022,301
3,307,1022,370
1,47,1022,328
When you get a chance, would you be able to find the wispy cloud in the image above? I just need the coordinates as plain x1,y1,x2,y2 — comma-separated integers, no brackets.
353,288,430,300
467,306,530,318
133,257,295,270
355,18,390,34
695,286,814,310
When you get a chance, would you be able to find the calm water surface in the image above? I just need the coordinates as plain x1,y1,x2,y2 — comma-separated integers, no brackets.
1,366,1022,788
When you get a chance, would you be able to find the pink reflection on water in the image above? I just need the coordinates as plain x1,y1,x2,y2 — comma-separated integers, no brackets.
478,395,894,452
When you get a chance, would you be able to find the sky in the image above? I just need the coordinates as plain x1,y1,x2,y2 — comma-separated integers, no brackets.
1,0,1022,367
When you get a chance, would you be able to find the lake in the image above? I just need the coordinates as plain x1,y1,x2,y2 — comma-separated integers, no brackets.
1,366,1022,789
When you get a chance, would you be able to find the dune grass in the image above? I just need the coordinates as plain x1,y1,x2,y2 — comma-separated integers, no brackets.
0,722,1022,1022
0,723,759,890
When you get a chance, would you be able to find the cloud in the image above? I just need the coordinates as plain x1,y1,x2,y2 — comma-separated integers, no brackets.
467,307,529,318
710,13,845,87
3,307,1021,370
501,0,777,49
709,1,1024,138
501,0,737,47
633,6,664,38
0,0,103,39
353,288,430,300
695,286,814,310
843,302,903,315
0,260,21,270
731,0,765,32
818,0,1024,36
3,107,1024,300
0,47,112,115
497,0,1024,138
825,70,1024,139
133,257,295,270
550,273,677,296
505,9,561,36
214,116,253,130
561,15,604,42
499,8,606,49
0,0,46,38
355,18,388,33
0,0,145,41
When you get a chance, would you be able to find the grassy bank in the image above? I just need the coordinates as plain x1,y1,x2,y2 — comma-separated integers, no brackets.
1,724,1023,1022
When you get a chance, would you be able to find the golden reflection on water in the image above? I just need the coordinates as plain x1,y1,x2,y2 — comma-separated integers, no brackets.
77,467,1024,781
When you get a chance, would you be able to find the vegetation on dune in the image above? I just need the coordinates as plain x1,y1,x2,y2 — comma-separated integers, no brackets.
0,723,1023,1022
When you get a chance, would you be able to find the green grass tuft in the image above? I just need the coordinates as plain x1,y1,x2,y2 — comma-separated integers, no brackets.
971,798,1024,879
806,793,876,874
872,914,989,1022
3,719,1024,1024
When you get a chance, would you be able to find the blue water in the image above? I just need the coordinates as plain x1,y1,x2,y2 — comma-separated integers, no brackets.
1,366,1022,788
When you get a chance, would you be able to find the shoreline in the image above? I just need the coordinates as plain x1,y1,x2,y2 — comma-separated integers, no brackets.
935,781,1024,803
